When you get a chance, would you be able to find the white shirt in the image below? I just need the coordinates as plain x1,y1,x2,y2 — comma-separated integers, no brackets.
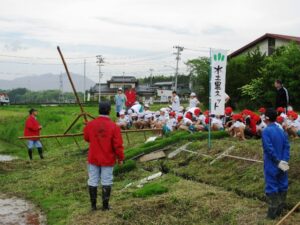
131,104,143,113
256,121,267,131
198,114,206,125
183,117,193,126
290,120,300,130
211,117,223,129
233,121,245,128
172,95,180,112
166,118,177,131
189,98,199,108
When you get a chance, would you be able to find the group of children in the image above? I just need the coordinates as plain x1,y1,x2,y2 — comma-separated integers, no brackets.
116,100,300,140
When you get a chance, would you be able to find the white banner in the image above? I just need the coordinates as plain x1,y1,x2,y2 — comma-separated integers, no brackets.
210,49,227,115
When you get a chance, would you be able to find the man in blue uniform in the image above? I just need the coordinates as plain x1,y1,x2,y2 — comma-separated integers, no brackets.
262,108,290,219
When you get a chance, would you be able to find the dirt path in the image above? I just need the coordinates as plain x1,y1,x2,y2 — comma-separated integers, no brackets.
0,194,46,225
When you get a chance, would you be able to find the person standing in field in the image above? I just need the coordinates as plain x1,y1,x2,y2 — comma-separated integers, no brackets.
125,86,136,110
171,91,180,112
262,108,290,219
189,92,200,109
275,80,289,111
24,108,44,160
114,88,127,117
84,101,124,211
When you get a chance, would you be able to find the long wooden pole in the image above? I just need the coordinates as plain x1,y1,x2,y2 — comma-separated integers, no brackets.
18,129,162,140
276,202,300,225
57,46,88,123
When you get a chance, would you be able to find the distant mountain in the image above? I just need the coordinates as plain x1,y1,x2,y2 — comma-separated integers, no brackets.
0,73,95,92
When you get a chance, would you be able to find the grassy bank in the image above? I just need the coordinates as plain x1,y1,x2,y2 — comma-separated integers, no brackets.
0,105,299,224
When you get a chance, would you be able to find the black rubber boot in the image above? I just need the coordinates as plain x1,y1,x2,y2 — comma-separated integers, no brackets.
267,193,280,220
102,186,111,211
277,191,287,216
28,149,33,160
88,186,98,211
37,148,44,159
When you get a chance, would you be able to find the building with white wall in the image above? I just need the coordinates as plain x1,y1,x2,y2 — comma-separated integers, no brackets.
229,33,300,58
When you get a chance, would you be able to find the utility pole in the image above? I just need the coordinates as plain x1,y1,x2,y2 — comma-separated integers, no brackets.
83,59,86,103
173,45,184,91
96,55,104,103
122,71,125,90
149,68,154,86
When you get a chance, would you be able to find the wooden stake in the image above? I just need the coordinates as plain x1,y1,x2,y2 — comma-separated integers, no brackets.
276,202,300,225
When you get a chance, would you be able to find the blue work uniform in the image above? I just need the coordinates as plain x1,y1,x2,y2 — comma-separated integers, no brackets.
262,123,290,195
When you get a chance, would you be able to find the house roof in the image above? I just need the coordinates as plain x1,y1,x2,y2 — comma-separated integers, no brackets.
229,33,300,58
108,76,137,83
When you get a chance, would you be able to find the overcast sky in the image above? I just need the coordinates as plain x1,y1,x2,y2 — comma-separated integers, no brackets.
0,0,300,82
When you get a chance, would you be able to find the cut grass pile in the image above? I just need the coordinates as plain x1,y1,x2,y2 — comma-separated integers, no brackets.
132,183,169,198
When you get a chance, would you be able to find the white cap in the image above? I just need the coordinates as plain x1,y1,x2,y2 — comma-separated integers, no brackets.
144,104,149,108
127,109,133,114
131,113,137,117
155,111,160,116
179,106,184,112
160,108,166,112
134,101,139,105
119,110,125,115
118,88,123,91
190,92,196,97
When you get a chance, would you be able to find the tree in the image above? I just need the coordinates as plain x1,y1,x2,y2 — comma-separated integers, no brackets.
186,57,210,104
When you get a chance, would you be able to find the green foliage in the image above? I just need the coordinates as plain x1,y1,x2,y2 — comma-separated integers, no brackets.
132,183,168,198
186,57,210,105
226,48,267,109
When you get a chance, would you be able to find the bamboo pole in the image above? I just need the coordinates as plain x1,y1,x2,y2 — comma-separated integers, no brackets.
57,46,87,123
18,129,163,140
224,154,263,163
276,202,300,225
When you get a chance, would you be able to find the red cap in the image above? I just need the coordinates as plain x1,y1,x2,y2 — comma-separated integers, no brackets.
276,107,285,113
242,109,251,115
169,111,176,117
232,114,242,121
185,112,193,120
225,107,233,115
291,112,298,120
194,108,201,116
258,107,266,113
276,116,284,123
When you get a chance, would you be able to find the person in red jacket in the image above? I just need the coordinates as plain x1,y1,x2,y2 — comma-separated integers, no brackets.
24,108,43,160
84,101,124,211
125,87,136,109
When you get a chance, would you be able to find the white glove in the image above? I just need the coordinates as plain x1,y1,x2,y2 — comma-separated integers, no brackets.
278,161,289,172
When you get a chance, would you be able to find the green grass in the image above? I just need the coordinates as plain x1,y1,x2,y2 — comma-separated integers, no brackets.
132,183,169,198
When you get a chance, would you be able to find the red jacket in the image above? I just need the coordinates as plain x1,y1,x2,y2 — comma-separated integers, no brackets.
84,116,125,166
24,115,41,140
125,90,136,107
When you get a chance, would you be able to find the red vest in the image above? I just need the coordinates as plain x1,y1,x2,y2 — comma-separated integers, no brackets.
84,116,125,166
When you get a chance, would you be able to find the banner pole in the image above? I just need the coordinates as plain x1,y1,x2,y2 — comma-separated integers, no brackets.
208,48,212,149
